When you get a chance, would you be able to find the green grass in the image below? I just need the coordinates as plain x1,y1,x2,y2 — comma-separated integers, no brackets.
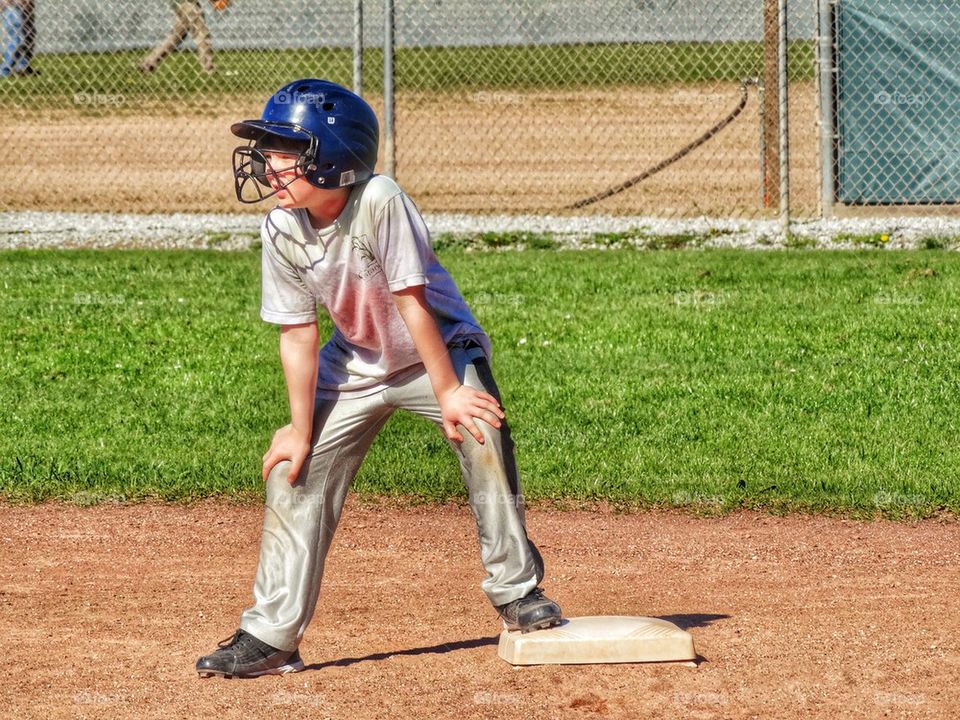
2,246,958,518
1,41,816,111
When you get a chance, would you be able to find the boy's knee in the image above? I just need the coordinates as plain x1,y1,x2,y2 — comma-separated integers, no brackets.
266,457,318,491
461,426,506,469
267,460,294,485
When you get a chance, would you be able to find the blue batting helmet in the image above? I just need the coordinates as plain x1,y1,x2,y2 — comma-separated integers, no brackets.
230,79,380,203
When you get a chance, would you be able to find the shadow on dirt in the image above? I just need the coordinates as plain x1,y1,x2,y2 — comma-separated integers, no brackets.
304,635,501,671
655,613,730,630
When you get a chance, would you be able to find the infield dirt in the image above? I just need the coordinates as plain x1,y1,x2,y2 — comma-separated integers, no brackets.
1,501,956,719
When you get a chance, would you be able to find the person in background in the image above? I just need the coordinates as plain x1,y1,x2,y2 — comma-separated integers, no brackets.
1,0,37,77
140,0,230,75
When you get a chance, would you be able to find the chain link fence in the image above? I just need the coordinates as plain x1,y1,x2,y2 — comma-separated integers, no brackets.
0,1,954,220
388,0,817,219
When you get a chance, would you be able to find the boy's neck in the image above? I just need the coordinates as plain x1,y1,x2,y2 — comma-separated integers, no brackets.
305,188,352,229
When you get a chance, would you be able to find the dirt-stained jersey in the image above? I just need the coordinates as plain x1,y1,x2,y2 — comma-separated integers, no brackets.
260,174,490,397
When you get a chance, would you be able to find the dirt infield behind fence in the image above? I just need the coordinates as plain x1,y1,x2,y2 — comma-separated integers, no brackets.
1,84,817,218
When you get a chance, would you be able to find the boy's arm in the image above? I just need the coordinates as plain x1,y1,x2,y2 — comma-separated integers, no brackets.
393,286,504,444
261,321,319,484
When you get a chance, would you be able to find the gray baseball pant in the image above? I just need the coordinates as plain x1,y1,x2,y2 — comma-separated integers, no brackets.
239,345,545,651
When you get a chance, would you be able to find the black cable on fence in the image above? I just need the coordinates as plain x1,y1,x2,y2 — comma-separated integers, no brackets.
565,78,758,211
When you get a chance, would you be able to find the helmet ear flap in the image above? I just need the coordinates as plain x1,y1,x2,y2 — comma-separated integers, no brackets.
232,145,277,203
249,148,268,186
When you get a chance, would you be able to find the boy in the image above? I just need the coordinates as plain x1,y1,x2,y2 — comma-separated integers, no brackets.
196,79,561,678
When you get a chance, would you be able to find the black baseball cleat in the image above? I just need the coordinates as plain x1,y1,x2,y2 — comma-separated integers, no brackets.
196,629,305,679
496,587,562,633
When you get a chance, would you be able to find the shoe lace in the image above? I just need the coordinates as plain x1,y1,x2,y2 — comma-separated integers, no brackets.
217,629,253,650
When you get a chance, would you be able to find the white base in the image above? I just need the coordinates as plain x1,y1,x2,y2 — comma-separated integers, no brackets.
497,616,697,666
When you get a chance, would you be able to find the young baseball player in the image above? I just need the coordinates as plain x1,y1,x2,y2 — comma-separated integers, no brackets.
195,79,562,678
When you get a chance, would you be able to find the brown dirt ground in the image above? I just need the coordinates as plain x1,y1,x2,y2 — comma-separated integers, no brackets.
0,84,818,218
1,500,957,720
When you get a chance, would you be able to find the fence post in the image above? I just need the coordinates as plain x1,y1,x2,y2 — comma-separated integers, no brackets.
817,0,835,218
383,0,396,179
353,0,363,96
763,0,780,209
778,0,790,234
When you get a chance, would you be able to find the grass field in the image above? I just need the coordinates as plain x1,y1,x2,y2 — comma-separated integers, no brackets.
2,244,958,517
0,41,816,108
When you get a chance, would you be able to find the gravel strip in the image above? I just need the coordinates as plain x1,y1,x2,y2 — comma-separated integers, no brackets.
3,210,960,250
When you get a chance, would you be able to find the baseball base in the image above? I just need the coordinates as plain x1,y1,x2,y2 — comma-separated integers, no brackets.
497,616,697,666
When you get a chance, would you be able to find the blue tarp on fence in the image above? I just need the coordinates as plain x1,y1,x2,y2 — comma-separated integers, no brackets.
836,0,960,204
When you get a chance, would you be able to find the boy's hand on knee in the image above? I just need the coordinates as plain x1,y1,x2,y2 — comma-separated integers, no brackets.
439,385,505,444
262,424,312,484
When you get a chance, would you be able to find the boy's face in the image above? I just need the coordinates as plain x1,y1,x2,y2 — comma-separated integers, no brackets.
260,149,323,209
254,138,349,213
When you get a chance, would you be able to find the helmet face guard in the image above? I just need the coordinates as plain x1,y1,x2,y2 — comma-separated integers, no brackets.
232,132,318,204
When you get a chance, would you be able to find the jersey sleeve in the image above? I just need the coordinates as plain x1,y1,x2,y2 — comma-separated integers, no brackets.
373,192,433,292
259,221,317,325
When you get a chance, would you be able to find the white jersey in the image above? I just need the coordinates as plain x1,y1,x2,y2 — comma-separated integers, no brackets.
259,174,490,398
